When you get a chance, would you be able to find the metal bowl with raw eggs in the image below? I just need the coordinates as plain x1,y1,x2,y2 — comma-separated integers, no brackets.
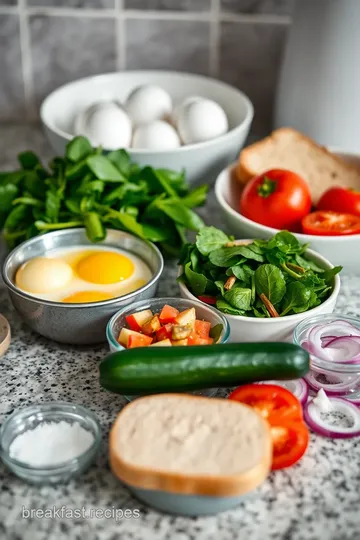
2,229,163,345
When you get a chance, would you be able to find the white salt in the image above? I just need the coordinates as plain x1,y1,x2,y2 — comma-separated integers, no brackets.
9,420,94,467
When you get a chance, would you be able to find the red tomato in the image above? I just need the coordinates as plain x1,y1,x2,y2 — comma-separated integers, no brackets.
240,169,311,231
127,334,153,348
194,320,211,338
159,304,179,324
270,421,309,470
240,169,312,231
317,187,360,216
197,295,217,305
302,211,360,236
228,384,309,470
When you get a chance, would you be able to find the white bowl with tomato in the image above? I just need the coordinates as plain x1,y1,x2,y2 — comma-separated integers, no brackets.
215,154,360,273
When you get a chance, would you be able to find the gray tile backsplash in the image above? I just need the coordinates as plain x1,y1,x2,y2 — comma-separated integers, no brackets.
29,15,116,107
220,21,288,134
221,0,294,15
0,1,292,135
0,14,26,121
27,0,114,7
125,0,210,11
126,19,210,74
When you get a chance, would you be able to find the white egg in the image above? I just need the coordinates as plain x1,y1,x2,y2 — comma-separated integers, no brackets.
74,101,132,149
132,121,181,151
15,257,73,294
172,96,203,127
177,99,229,144
125,85,172,126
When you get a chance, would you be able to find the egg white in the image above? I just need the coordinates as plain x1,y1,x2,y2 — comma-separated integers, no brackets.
17,246,152,303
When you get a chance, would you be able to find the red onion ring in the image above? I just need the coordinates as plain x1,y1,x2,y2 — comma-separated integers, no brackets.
323,336,360,364
304,397,360,438
304,369,360,395
256,379,308,405
301,320,360,364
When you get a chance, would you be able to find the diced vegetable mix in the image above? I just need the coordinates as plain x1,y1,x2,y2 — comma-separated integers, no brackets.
119,304,222,348
0,136,207,254
178,227,342,318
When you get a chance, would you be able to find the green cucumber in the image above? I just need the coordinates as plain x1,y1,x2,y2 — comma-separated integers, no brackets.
99,343,309,395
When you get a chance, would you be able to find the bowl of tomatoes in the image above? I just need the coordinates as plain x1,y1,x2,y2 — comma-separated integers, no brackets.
215,152,360,273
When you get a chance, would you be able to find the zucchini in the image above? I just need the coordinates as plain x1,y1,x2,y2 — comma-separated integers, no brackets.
99,343,309,395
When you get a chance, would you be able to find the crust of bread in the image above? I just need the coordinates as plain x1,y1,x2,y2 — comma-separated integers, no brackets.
109,393,272,497
236,127,360,200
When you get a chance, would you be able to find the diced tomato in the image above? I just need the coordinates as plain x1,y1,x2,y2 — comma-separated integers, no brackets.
159,304,179,324
142,315,161,336
125,309,153,331
156,323,173,342
197,295,217,305
194,319,211,338
127,334,153,348
228,384,309,470
188,332,213,346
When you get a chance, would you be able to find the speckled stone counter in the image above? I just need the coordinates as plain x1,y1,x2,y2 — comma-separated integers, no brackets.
0,125,359,540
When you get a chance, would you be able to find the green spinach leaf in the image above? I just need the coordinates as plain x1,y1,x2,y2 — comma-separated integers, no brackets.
196,226,230,256
184,261,207,296
280,282,312,316
224,287,252,311
254,264,286,304
87,155,126,182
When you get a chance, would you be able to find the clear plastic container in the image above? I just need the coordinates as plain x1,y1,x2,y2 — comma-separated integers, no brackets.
294,313,360,400
106,297,230,400
0,402,101,484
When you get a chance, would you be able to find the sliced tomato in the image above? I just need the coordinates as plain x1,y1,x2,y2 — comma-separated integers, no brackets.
270,421,309,470
194,319,211,338
302,211,360,236
188,333,213,346
228,384,303,423
155,323,173,342
197,295,217,305
127,334,153,348
159,304,179,324
228,384,309,470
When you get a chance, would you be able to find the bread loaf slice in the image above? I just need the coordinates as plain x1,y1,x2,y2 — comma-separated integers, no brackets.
109,393,272,496
237,127,360,202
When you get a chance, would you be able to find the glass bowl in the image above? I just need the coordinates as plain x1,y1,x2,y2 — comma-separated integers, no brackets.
294,313,360,400
0,402,101,484
106,297,231,400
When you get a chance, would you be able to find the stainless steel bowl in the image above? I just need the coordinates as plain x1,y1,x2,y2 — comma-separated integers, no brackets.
2,228,164,344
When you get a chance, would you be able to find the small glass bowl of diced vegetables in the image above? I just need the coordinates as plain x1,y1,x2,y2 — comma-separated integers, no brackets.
294,313,360,403
106,297,230,353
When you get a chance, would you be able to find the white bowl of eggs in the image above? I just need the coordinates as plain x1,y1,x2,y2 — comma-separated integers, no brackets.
40,71,254,184
2,228,163,345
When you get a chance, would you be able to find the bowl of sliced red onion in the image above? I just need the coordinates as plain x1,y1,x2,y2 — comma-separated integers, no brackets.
294,314,360,404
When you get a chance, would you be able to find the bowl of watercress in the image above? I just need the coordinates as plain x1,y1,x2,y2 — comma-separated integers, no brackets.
177,227,341,343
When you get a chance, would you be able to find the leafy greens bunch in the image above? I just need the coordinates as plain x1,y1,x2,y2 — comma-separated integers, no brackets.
179,227,342,317
0,136,207,254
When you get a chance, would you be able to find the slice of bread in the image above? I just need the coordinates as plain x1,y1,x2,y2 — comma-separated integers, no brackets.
109,393,272,496
237,127,360,202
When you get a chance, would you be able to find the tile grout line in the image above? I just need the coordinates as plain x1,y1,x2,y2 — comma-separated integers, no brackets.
18,0,35,121
209,0,220,78
23,6,291,25
115,0,125,71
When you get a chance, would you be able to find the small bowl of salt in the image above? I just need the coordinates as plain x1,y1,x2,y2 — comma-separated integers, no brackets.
0,402,101,484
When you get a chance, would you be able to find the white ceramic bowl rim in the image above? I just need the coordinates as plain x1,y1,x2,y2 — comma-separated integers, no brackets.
178,246,341,323
106,296,231,351
2,228,164,308
40,70,254,155
215,163,360,241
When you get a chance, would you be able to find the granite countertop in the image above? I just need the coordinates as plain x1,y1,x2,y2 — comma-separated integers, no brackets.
0,125,360,540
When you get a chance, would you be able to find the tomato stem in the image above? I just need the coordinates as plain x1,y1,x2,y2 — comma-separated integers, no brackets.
257,177,277,198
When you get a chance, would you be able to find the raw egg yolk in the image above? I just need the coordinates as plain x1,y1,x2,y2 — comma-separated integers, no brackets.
76,252,134,284
62,291,113,303
16,257,73,294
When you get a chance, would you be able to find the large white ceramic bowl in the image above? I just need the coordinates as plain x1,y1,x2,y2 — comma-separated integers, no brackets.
40,70,253,185
215,152,360,273
178,246,340,343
